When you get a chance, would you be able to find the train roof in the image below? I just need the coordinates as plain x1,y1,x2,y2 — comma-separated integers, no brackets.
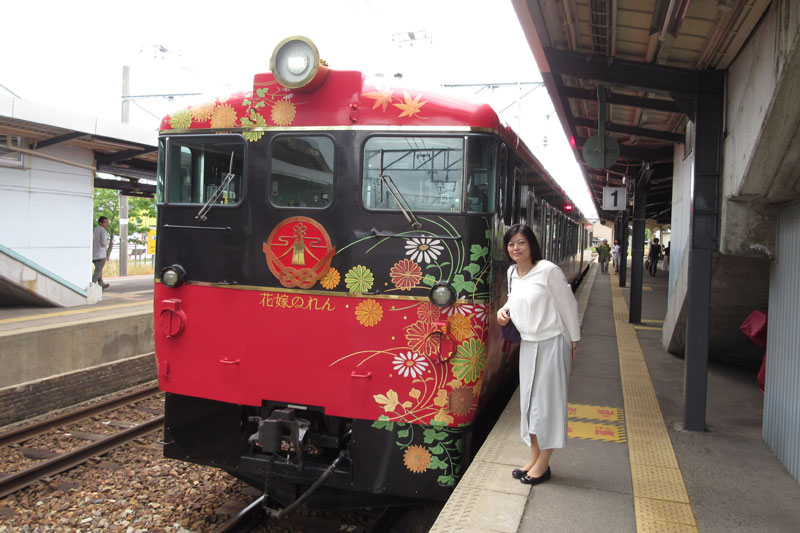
160,67,581,218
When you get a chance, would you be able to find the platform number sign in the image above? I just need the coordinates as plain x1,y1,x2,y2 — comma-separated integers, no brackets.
602,187,627,211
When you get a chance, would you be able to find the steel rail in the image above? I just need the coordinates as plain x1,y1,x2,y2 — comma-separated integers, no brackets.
0,382,160,448
0,415,164,498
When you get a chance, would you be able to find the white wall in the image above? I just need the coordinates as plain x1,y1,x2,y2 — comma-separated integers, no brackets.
663,142,692,349
0,145,94,290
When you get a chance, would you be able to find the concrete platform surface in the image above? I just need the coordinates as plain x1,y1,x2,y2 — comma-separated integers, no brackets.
431,262,800,532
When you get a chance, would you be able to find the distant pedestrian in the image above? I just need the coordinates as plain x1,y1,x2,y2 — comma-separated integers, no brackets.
611,239,621,273
596,239,611,273
648,238,662,276
662,242,670,271
92,216,111,289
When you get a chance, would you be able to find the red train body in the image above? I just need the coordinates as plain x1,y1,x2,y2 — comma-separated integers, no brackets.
154,37,590,509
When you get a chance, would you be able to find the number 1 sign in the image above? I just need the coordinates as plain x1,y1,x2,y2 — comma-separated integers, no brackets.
602,187,627,211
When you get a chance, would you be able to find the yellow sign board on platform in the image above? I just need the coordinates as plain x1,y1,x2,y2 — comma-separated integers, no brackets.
147,229,156,255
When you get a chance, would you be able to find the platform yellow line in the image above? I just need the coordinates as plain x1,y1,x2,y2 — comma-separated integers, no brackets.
611,274,698,531
0,301,151,325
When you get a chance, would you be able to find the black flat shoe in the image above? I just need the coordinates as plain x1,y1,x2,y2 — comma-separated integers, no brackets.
511,469,528,479
520,467,551,485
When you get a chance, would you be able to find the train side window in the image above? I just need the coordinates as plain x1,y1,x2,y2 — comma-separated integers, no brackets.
363,136,464,212
466,136,496,213
512,167,522,223
270,136,334,208
159,135,244,205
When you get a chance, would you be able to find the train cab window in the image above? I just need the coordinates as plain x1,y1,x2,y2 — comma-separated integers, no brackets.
363,136,464,212
159,135,244,205
270,136,334,208
466,136,496,213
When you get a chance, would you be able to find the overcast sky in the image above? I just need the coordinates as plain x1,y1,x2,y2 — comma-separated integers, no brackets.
1,0,597,219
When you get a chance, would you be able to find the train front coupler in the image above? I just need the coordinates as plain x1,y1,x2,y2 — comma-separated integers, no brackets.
248,408,310,470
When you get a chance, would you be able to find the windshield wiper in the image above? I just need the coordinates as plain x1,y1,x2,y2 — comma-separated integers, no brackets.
379,150,422,229
196,152,236,222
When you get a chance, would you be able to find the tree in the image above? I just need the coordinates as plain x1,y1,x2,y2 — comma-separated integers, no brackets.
93,189,120,258
93,189,156,256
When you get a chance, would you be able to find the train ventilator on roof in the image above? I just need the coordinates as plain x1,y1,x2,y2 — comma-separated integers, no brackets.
270,36,330,92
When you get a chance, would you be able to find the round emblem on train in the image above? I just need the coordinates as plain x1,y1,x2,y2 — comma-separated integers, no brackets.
262,216,336,289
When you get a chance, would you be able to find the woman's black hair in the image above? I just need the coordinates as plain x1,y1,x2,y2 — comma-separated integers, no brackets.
503,224,543,263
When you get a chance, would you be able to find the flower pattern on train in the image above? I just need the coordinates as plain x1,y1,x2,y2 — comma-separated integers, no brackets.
404,321,440,357
355,299,383,327
447,314,474,342
210,104,238,128
416,301,441,323
189,101,216,122
363,88,395,111
169,109,192,129
374,390,411,412
390,259,423,291
403,445,432,473
448,386,475,416
271,99,297,126
344,265,374,294
240,110,266,142
404,237,443,264
450,339,486,383
392,351,429,379
319,267,340,289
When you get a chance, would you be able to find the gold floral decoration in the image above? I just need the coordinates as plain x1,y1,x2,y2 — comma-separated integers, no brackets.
364,88,395,111
190,102,216,122
433,407,454,425
389,258,422,291
416,301,441,323
320,267,340,289
447,314,474,342
450,339,486,383
449,387,474,416
345,265,374,294
404,321,440,357
271,99,297,126
355,299,383,327
374,390,411,412
210,104,238,128
169,109,192,129
240,110,267,142
403,445,432,474
393,91,427,119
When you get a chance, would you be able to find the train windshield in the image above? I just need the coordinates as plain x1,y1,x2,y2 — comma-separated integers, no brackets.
363,136,464,212
157,135,244,205
270,135,334,208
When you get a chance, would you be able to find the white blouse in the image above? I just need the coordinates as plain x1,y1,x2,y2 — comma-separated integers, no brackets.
500,260,581,343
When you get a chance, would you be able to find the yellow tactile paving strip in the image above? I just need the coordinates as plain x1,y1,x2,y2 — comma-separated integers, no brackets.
0,301,150,325
611,276,698,531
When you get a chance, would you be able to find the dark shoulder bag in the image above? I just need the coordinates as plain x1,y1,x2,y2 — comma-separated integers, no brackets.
501,267,522,343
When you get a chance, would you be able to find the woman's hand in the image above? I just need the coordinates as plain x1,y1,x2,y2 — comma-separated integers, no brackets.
497,308,510,326
572,341,578,361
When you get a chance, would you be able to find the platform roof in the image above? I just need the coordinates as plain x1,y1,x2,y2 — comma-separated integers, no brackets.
0,95,157,197
512,0,771,224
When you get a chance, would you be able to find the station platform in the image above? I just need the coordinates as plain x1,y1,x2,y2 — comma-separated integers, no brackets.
0,275,155,426
431,263,800,532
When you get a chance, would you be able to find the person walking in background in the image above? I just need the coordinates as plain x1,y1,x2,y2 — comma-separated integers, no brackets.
92,216,111,289
611,239,621,274
662,242,670,272
648,237,662,276
496,224,580,486
596,239,611,274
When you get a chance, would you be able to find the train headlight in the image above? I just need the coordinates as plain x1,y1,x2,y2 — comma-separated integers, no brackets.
161,265,186,288
270,36,329,91
429,282,456,308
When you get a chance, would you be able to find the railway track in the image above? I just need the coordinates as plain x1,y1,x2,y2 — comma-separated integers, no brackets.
0,384,163,498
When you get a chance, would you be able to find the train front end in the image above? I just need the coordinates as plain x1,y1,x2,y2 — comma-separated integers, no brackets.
153,37,513,508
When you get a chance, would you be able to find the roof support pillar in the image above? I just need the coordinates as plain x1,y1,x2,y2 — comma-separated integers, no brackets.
629,170,649,323
683,71,724,432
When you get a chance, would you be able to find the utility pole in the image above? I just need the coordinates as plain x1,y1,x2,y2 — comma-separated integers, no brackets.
119,65,130,277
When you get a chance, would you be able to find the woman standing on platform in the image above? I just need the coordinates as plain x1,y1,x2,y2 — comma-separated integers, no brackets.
496,224,581,485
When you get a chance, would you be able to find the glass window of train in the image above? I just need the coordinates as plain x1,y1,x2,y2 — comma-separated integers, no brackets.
466,136,496,213
512,168,522,223
161,135,244,205
270,135,334,208
363,136,464,212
